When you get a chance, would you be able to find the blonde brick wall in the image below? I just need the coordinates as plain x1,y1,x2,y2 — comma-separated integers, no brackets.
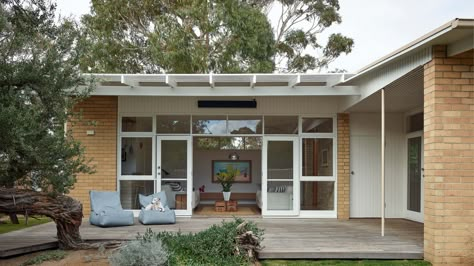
69,96,118,215
337,113,350,219
423,46,474,265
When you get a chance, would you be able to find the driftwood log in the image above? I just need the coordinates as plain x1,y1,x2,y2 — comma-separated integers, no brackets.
0,188,120,249
234,221,262,261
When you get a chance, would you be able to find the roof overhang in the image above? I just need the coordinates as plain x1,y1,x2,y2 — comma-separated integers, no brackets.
337,18,474,87
85,73,360,96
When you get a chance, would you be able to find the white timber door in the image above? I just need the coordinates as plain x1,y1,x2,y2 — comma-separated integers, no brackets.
350,136,381,217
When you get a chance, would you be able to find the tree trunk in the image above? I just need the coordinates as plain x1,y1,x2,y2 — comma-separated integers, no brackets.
9,213,19,224
0,188,86,249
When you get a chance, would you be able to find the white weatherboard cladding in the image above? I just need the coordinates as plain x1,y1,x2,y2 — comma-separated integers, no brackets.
119,96,341,115
350,113,405,218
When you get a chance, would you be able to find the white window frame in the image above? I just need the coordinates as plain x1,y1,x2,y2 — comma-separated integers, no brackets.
298,115,337,218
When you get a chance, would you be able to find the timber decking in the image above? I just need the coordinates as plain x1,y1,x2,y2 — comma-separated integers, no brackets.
0,218,423,259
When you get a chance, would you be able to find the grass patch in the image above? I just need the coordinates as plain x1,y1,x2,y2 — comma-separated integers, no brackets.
0,216,51,234
21,250,67,266
261,260,430,266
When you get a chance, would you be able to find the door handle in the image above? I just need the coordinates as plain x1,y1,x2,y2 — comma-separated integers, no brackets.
351,171,355,175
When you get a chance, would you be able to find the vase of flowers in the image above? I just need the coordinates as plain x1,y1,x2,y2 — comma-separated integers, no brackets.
216,165,240,201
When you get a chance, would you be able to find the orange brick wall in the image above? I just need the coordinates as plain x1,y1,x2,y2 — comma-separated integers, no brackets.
423,46,474,265
337,113,350,219
69,96,118,215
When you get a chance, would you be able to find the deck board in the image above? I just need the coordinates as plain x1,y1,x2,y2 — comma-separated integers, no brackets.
0,218,423,259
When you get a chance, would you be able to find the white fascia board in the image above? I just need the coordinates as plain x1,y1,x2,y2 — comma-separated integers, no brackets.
447,34,474,57
88,85,360,96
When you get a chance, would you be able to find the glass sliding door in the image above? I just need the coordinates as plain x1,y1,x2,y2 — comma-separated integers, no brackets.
406,132,424,222
262,137,298,216
157,136,192,216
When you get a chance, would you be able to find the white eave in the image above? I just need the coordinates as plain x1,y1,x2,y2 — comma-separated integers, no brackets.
85,73,360,96
336,18,474,86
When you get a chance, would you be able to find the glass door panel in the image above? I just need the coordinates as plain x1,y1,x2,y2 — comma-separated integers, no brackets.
157,136,192,215
406,133,423,222
262,137,298,216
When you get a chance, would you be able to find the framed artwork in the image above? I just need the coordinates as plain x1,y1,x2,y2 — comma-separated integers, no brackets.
212,160,252,183
321,149,329,167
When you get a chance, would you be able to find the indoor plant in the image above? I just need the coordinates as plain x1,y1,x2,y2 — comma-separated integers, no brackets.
216,165,240,201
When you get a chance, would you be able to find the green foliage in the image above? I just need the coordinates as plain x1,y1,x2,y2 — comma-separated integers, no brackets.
216,165,240,192
21,250,67,266
109,239,169,266
0,0,94,195
80,0,275,74
0,216,51,234
261,259,431,265
137,218,264,265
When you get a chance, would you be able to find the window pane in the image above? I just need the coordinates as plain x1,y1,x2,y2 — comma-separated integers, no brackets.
157,115,190,134
302,117,333,133
302,138,333,176
300,181,335,210
192,115,227,134
267,181,293,210
228,116,262,134
121,138,153,175
267,140,293,179
161,140,187,179
264,116,298,134
407,113,423,133
121,117,152,132
194,137,262,150
120,180,154,209
162,181,188,210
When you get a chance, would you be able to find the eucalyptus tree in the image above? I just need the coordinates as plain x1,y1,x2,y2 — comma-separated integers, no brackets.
80,0,276,73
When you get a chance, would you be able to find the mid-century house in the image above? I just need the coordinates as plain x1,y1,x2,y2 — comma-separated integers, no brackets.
69,18,473,264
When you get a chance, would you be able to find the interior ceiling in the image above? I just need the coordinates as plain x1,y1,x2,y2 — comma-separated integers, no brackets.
348,66,424,113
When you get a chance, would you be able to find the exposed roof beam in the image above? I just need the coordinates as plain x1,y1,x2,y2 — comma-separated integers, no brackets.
209,73,214,88
251,75,256,88
165,75,177,88
120,75,139,87
288,74,300,88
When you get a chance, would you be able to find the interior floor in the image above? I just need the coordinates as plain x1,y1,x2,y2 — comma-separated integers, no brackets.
193,204,261,217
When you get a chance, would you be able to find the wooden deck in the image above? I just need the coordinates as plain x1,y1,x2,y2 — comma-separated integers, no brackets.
0,218,423,259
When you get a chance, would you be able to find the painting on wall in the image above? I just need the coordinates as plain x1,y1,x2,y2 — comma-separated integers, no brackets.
212,160,252,183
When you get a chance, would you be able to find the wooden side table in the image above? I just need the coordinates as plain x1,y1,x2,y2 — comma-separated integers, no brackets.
226,200,238,212
215,200,226,212
175,194,187,209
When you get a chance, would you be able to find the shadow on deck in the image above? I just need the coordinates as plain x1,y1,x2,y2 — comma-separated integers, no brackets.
0,218,423,259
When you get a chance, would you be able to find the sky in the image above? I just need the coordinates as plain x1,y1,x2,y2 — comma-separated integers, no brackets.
55,0,474,73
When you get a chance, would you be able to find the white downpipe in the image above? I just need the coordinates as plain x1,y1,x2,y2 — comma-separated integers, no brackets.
381,89,385,237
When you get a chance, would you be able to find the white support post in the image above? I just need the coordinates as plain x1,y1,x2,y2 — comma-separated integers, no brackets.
381,88,385,237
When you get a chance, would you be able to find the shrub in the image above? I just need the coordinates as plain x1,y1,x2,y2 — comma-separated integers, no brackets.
109,239,169,266
138,218,264,266
21,250,66,266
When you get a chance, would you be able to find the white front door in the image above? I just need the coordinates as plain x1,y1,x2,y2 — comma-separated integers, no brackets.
262,137,298,216
157,136,192,216
406,132,424,222
350,135,381,217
